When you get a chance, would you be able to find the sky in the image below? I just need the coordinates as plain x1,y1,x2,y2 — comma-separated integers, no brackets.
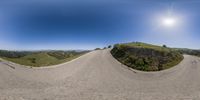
0,0,200,50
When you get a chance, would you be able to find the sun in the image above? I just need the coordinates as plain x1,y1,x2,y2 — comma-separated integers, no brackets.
162,17,176,27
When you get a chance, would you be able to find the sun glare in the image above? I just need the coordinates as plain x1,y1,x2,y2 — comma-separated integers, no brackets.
162,17,176,27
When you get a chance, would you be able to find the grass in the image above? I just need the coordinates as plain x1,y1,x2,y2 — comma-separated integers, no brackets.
118,42,171,52
2,51,87,67
111,42,183,71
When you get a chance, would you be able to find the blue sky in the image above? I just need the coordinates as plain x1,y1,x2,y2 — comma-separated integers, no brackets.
0,0,200,50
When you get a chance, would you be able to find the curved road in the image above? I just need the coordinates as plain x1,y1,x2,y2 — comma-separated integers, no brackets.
0,49,200,100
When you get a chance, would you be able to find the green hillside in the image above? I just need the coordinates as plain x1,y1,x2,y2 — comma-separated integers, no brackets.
1,51,88,67
111,42,183,71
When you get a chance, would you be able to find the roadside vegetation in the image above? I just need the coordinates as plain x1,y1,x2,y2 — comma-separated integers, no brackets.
111,42,184,71
94,48,101,50
108,45,112,48
0,50,89,67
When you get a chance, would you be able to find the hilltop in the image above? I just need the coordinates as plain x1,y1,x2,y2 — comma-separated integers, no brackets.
111,42,184,71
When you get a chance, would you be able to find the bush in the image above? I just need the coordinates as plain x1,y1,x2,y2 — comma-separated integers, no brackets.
163,45,167,48
28,58,36,63
94,48,101,50
108,45,112,48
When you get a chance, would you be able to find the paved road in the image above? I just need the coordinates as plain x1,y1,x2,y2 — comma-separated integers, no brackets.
0,49,200,100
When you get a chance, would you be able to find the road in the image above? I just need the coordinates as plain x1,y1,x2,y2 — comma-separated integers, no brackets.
0,49,200,100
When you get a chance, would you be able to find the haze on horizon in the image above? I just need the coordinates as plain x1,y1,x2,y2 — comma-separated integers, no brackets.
0,0,200,50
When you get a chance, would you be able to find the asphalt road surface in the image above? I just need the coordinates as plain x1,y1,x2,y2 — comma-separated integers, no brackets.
0,49,200,100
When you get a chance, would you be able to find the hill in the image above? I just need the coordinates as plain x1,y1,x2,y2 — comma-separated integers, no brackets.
176,48,200,57
111,42,183,71
0,50,88,67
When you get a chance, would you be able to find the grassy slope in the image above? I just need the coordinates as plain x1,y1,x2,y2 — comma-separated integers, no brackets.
3,52,85,67
111,42,184,71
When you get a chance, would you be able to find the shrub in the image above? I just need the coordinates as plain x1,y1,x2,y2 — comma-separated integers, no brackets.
108,45,112,48
163,45,167,48
94,48,101,50
28,58,36,63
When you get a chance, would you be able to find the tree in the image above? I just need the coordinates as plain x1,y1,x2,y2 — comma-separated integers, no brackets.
108,45,112,48
94,48,101,50
163,45,167,48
